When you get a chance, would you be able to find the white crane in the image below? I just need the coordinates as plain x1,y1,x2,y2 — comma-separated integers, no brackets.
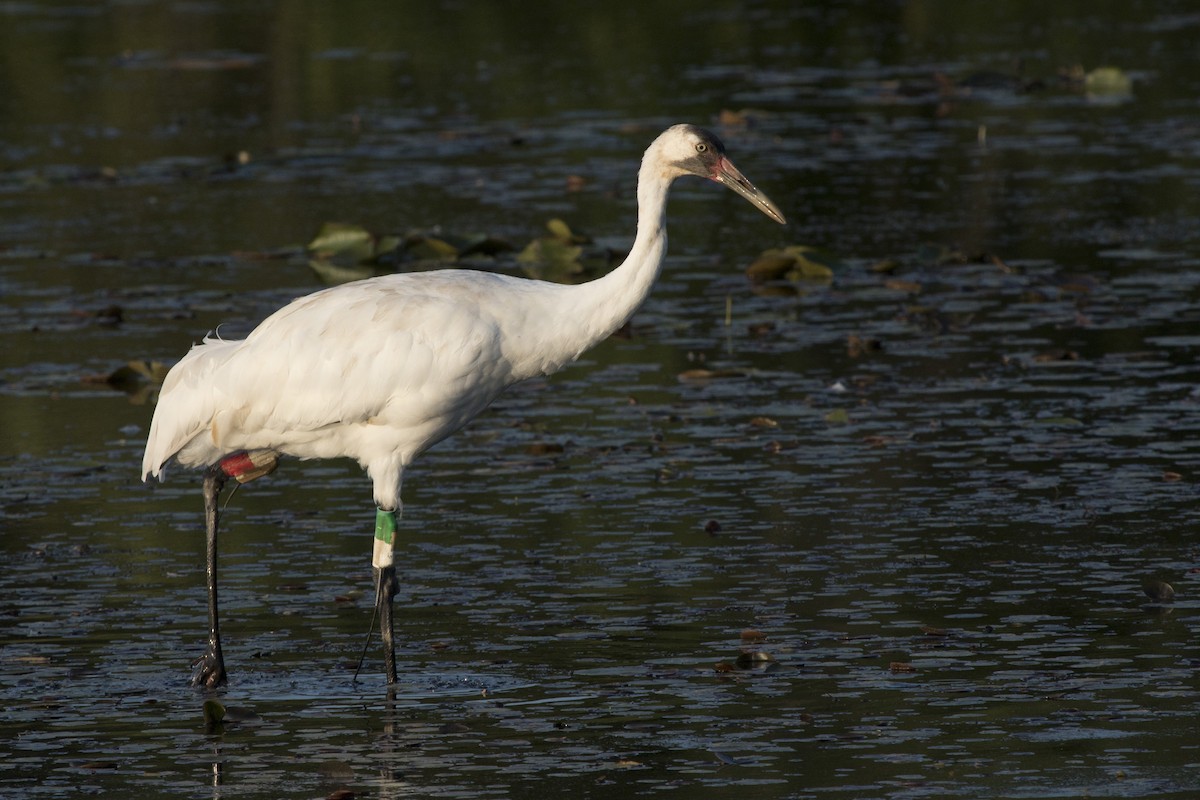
142,124,786,687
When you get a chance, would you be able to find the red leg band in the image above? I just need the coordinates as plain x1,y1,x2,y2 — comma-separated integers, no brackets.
218,451,278,484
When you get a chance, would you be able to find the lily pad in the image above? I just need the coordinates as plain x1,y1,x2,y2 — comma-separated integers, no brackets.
459,234,515,258
1084,66,1133,98
544,218,591,245
97,360,170,402
746,245,839,282
307,223,402,284
677,368,745,382
517,237,583,280
517,219,593,281
308,259,378,285
745,252,796,281
824,408,850,425
105,359,169,391
202,699,261,730
307,222,395,263
403,233,459,261
202,699,226,727
1142,580,1174,603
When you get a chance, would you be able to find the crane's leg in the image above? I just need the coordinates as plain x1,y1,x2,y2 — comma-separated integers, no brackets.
374,508,399,685
193,465,228,688
191,450,278,688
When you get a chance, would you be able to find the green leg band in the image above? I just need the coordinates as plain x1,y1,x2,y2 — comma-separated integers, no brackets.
375,508,397,545
373,508,397,569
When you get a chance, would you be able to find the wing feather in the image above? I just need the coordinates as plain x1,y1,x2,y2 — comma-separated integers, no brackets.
142,270,518,479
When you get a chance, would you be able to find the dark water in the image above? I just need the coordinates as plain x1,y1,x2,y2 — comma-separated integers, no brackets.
3,2,1200,798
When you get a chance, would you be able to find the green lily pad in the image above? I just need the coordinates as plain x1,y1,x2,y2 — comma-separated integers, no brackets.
202,699,225,727
404,234,459,261
746,245,839,282
307,222,376,262
544,218,591,244
516,219,595,281
517,237,583,280
1084,66,1132,97
308,259,378,285
105,360,170,392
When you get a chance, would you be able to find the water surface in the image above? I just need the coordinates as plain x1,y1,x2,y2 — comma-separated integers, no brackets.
3,2,1199,798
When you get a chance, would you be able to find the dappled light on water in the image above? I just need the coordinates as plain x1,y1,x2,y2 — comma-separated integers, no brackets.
3,1,1200,798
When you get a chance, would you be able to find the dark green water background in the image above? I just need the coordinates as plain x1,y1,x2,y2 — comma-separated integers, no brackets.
2,2,1199,798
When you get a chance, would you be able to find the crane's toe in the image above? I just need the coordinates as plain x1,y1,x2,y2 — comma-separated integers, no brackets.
190,648,228,689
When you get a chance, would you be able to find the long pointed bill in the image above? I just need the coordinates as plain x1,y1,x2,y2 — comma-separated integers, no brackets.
712,156,787,225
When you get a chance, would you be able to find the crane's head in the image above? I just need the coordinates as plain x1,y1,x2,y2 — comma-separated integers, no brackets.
654,124,787,225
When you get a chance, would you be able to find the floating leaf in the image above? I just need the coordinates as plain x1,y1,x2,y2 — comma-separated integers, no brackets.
1084,66,1133,98
914,243,972,266
1142,580,1175,603
789,250,836,280
202,699,226,726
545,218,574,241
824,408,850,425
517,236,583,279
884,278,922,294
846,335,883,358
735,651,775,669
104,359,170,392
307,222,377,262
677,368,745,382
515,219,600,281
404,234,458,261
717,108,755,127
307,223,402,284
458,235,514,257
745,252,796,281
308,259,377,285
544,217,591,244
98,359,170,403
744,247,840,284
746,245,840,282
203,699,260,729
889,661,917,673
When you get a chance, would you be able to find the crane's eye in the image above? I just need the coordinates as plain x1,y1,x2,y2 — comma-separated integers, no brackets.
695,142,708,153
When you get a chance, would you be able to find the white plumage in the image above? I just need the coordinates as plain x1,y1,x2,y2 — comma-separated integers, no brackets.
143,124,785,686
144,271,580,510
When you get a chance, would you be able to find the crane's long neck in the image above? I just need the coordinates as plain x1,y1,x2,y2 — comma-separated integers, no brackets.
551,157,674,358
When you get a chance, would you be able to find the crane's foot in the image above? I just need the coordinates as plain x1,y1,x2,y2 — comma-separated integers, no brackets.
190,645,228,689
